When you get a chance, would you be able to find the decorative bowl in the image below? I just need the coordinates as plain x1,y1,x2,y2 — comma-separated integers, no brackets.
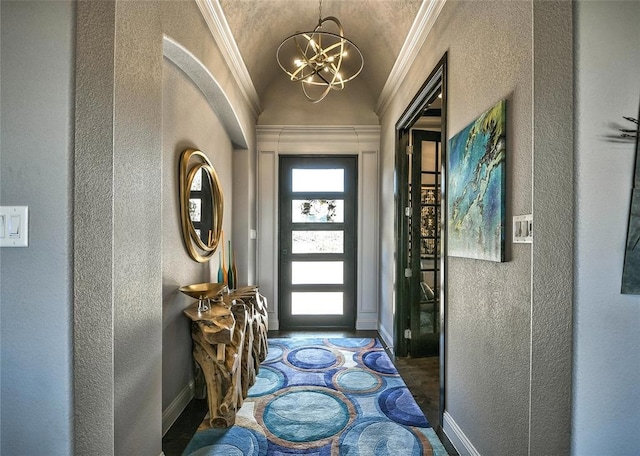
179,282,228,311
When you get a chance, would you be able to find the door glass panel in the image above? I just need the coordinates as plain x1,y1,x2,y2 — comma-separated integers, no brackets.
292,199,344,223
421,141,439,185
292,261,343,284
292,231,344,253
292,169,344,192
291,292,343,315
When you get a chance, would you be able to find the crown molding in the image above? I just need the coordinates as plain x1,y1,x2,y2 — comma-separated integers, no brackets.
256,125,381,154
256,125,381,147
375,0,447,119
196,0,262,118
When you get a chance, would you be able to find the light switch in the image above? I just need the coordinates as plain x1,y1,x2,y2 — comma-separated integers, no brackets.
9,215,21,236
0,206,29,247
513,214,533,244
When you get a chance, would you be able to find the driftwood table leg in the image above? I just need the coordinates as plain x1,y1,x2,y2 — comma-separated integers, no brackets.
183,288,270,429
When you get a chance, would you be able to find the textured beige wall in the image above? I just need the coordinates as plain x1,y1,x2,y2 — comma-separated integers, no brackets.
161,57,234,415
75,1,164,454
74,0,258,453
74,2,120,453
113,2,162,454
530,3,573,454
379,1,572,454
258,75,379,125
112,3,164,452
162,0,258,303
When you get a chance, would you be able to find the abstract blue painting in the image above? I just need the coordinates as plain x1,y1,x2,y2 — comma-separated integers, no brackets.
621,109,640,294
447,100,506,262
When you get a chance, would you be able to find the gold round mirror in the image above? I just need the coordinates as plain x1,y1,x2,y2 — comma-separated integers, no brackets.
179,149,224,262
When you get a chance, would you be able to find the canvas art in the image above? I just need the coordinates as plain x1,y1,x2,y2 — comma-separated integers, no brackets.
621,110,640,294
447,100,506,262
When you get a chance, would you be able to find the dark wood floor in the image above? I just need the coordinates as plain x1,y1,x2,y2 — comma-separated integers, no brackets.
163,330,457,455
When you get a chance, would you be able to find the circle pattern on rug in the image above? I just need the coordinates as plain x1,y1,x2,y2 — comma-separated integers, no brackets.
265,344,284,363
326,338,373,349
333,368,382,394
287,347,340,370
362,350,397,375
378,386,429,427
338,419,424,456
248,366,285,397
263,389,350,442
185,426,267,456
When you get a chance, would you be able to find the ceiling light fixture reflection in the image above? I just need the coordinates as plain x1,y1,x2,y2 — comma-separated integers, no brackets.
276,0,364,103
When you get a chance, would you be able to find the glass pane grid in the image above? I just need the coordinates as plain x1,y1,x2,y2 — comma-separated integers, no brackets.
292,261,343,284
291,292,343,315
292,231,344,254
292,199,344,223
292,169,344,192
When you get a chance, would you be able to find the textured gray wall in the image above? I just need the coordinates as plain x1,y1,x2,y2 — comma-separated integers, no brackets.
379,1,572,454
159,0,257,429
573,2,640,454
75,1,163,454
162,57,234,415
258,75,379,125
74,1,116,452
161,0,257,297
0,2,74,454
75,1,259,451
113,2,163,454
530,2,573,454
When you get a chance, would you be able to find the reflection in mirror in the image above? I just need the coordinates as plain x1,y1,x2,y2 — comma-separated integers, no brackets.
187,164,214,247
179,149,223,262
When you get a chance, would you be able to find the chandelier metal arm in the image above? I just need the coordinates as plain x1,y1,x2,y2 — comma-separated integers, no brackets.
275,5,364,102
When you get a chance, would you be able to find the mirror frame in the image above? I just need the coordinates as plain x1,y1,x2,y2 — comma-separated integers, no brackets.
179,148,224,262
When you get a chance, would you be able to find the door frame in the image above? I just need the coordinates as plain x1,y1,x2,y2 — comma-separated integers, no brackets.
394,53,448,428
256,126,381,332
277,155,358,329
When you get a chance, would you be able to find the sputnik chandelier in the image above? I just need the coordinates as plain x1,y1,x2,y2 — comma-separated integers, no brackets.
276,0,364,103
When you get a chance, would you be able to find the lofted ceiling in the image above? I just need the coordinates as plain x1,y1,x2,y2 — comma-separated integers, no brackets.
218,0,424,105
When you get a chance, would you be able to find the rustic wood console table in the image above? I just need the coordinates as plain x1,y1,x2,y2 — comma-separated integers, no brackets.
183,285,268,428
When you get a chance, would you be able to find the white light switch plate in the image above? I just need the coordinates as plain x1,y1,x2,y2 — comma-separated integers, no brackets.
513,214,532,244
0,206,29,247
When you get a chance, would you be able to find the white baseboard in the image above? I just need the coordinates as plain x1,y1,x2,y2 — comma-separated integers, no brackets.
377,322,394,353
356,318,378,330
443,411,481,456
162,381,195,436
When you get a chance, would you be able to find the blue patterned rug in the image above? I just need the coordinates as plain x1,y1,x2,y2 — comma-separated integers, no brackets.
183,338,447,455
